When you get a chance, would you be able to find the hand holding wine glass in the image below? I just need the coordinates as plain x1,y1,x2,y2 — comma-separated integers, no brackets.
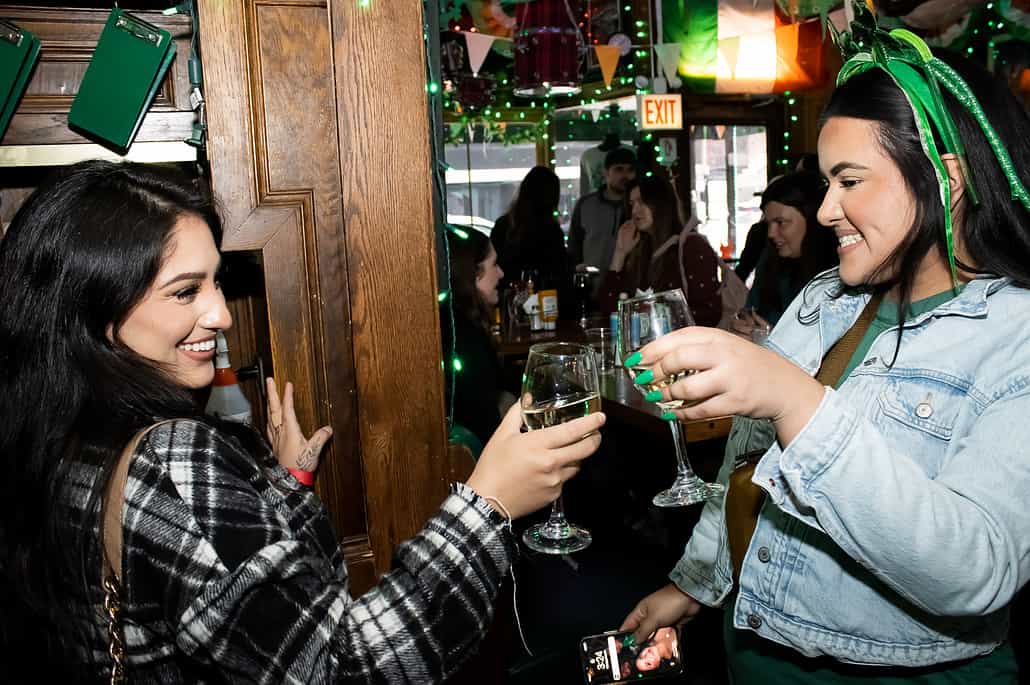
622,325,824,446
618,289,723,507
467,404,604,520
519,342,602,553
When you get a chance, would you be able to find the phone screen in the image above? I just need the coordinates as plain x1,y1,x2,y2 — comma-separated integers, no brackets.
580,626,683,684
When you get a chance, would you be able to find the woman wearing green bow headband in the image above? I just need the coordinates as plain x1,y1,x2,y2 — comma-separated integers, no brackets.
618,29,1030,685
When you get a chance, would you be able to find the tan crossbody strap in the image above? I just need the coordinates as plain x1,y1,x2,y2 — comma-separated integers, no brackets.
814,294,883,388
726,294,882,582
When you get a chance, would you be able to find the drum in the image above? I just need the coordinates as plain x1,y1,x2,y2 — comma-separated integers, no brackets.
513,0,582,97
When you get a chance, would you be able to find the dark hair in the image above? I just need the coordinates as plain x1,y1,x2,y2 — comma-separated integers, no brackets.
817,52,1030,338
508,165,560,246
449,229,495,331
756,171,839,317
604,146,636,168
622,175,684,290
0,160,254,672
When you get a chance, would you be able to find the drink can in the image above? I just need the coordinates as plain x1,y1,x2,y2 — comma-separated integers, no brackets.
610,312,621,367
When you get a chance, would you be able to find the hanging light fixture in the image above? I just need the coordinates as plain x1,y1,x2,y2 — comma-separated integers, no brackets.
513,0,583,97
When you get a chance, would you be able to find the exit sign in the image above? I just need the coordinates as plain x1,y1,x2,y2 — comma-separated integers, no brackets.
638,94,682,130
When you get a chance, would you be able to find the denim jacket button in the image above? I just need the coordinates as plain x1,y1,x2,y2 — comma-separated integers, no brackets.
757,546,771,563
915,402,933,419
747,614,763,629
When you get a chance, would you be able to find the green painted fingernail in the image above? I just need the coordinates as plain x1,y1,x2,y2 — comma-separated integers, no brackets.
624,351,642,367
645,390,662,402
661,411,678,421
633,369,654,385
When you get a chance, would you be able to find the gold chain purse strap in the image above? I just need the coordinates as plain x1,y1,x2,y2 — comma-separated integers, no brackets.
102,570,127,684
100,420,174,683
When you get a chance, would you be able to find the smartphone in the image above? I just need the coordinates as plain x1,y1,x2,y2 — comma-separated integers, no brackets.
579,626,684,684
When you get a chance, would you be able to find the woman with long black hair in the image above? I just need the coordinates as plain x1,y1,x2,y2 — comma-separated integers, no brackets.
491,165,571,295
0,160,603,682
621,14,1030,683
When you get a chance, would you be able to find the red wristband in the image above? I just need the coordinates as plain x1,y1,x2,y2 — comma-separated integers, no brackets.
287,467,315,486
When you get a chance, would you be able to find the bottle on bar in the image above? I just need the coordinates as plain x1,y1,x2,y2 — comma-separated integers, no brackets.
205,331,253,424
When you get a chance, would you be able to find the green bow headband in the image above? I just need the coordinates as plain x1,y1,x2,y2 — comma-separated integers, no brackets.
829,2,1030,288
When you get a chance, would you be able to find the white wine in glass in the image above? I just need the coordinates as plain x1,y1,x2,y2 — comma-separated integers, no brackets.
520,342,600,554
618,289,724,507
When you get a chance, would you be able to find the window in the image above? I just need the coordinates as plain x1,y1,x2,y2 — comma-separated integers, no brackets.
444,124,538,235
688,124,767,258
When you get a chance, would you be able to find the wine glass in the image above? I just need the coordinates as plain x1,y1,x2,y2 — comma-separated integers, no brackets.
618,289,724,507
521,342,600,554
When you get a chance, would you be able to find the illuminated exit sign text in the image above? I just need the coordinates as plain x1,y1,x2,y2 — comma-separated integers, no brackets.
638,94,682,130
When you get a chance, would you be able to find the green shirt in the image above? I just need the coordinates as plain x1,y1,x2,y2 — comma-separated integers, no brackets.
836,288,962,387
724,286,1019,683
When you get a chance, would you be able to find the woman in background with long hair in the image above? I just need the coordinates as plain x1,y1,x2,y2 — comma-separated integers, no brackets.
492,165,571,295
598,174,722,326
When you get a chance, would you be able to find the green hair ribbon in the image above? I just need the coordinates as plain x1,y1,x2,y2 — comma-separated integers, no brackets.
830,2,1030,289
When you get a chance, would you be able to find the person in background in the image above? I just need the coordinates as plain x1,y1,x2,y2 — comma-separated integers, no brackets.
442,229,512,448
568,147,637,280
735,171,838,331
0,160,605,683
735,157,821,284
733,217,768,283
491,165,570,296
597,175,721,326
621,28,1030,682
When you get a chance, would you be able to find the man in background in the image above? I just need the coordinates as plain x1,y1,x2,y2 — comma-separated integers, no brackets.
568,147,637,280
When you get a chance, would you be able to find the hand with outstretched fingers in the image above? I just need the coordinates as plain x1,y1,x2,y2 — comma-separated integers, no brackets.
265,377,333,474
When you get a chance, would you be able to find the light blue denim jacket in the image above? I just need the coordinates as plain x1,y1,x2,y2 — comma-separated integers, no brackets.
670,272,1030,667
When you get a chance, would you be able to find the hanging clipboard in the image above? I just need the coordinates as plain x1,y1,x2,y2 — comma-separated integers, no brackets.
68,8,176,153
0,20,41,143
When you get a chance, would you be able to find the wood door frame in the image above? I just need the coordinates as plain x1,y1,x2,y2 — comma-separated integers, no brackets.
198,0,452,585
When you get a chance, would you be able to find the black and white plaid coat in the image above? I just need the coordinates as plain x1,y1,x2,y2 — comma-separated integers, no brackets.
65,419,516,683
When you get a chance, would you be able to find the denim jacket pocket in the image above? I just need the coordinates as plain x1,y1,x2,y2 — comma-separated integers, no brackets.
877,376,966,476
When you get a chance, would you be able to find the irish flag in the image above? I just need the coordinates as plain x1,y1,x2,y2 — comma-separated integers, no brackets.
663,0,829,93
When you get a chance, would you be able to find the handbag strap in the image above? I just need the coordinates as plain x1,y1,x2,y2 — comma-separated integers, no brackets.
101,420,175,683
814,294,883,388
726,294,883,582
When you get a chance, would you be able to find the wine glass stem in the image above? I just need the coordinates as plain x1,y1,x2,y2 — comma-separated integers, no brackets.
668,418,696,479
546,496,569,529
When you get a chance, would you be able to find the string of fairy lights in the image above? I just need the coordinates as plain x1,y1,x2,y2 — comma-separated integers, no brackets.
428,1,1030,422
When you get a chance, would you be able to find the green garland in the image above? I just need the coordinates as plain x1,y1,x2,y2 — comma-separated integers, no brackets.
443,119,547,146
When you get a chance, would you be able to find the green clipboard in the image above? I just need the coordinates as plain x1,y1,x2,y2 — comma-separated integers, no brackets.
0,20,41,143
68,8,176,154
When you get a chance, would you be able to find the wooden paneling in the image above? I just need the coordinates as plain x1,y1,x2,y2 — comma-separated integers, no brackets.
199,0,452,587
0,6,195,145
328,0,452,570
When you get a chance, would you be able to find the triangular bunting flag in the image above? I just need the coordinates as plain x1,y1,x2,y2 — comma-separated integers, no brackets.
718,35,742,79
654,43,683,84
594,45,621,87
590,108,602,122
464,31,495,76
